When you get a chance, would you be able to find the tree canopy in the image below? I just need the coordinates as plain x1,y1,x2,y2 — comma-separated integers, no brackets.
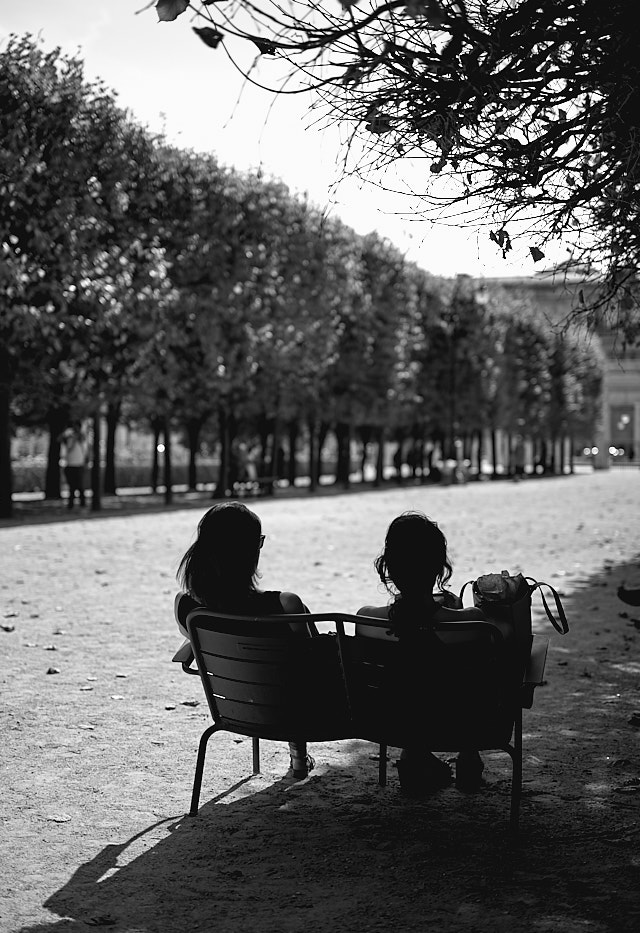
2,32,605,517
155,0,640,340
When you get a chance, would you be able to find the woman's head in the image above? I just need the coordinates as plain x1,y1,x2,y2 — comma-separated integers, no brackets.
375,511,452,598
177,502,262,607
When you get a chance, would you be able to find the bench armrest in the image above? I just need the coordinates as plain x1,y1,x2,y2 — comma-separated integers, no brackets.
172,638,198,674
521,635,548,708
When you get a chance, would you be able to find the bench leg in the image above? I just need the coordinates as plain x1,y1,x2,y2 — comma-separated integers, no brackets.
509,706,523,833
252,737,260,774
190,724,220,817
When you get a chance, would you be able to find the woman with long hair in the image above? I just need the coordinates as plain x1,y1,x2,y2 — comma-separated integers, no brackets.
357,511,486,796
176,502,314,778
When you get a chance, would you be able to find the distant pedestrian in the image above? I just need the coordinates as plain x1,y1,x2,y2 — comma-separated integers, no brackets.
59,423,87,509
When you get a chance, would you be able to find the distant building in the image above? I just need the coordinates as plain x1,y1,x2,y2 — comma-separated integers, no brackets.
478,272,640,468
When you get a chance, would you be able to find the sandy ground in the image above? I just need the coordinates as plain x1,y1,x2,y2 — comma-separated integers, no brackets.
1,469,640,933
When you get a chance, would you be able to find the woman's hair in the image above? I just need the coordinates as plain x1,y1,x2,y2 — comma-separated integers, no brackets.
177,502,262,609
374,511,452,632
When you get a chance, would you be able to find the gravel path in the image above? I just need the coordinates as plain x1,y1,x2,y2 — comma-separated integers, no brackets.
1,470,639,933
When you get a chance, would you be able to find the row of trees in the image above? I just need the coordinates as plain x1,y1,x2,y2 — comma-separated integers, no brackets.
1,35,602,517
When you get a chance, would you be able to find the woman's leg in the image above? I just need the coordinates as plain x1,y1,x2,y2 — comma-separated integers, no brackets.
288,740,314,778
396,746,453,796
455,749,484,791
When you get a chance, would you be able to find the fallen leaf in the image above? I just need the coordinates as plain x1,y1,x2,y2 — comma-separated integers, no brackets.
181,700,200,707
45,813,72,823
110,695,124,700
1,624,15,632
77,723,95,730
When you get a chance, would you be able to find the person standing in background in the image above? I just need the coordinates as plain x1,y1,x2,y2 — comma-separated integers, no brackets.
59,423,88,509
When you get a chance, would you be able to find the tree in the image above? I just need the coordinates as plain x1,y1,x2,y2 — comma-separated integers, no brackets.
155,0,640,340
0,36,158,515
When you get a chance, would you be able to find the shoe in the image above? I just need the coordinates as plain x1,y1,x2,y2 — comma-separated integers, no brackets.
618,586,640,607
396,756,453,798
455,753,484,792
289,754,315,780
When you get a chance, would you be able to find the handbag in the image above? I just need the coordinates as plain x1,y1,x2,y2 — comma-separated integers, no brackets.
461,570,569,644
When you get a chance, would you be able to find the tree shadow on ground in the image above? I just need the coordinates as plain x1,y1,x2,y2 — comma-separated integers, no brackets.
17,556,640,933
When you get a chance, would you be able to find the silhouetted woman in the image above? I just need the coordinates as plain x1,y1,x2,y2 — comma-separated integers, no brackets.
176,502,314,778
357,511,486,796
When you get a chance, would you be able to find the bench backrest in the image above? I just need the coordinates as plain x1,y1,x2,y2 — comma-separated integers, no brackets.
186,610,526,750
342,618,516,750
186,610,353,741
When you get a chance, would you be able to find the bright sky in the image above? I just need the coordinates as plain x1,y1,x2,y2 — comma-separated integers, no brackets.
0,0,556,278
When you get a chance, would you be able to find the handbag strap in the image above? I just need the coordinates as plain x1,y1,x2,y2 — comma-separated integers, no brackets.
459,580,474,605
526,578,569,634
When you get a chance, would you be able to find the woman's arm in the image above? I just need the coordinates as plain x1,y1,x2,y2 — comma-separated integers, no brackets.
279,591,314,635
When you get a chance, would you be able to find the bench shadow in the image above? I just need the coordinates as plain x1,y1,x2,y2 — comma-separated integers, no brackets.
16,554,640,933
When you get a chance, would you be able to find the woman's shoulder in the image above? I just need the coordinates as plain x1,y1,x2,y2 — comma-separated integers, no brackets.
433,605,486,623
278,591,308,614
356,605,390,619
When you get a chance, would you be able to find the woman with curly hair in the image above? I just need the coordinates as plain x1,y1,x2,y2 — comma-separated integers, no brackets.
357,511,486,796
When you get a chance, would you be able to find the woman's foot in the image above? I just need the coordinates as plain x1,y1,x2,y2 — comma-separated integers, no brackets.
396,754,453,798
288,754,315,780
455,751,485,792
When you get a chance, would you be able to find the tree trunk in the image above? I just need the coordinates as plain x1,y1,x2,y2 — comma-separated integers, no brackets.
151,419,162,492
45,409,67,500
163,417,173,505
491,429,498,478
569,435,575,474
334,421,351,489
374,427,385,487
258,415,270,476
213,407,230,498
0,339,13,518
539,438,548,474
91,408,102,512
187,416,204,491
307,416,318,493
104,400,120,496
475,429,483,478
287,420,298,487
360,441,369,483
